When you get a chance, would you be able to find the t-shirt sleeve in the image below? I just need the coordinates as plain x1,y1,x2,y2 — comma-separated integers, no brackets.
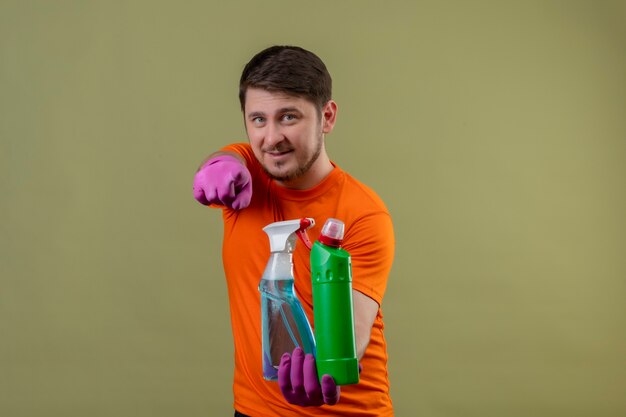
343,211,395,306
221,143,258,172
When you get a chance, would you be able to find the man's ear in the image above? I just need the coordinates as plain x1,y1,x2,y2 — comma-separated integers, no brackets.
321,100,338,134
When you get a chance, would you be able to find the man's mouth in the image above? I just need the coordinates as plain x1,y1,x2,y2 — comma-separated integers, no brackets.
265,149,293,157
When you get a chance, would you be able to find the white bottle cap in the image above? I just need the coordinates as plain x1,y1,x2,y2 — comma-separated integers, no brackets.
319,218,345,247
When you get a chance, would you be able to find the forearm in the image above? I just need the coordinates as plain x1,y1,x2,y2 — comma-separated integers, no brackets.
352,290,379,360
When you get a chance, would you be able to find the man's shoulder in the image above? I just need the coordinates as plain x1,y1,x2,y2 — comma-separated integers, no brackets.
338,169,389,213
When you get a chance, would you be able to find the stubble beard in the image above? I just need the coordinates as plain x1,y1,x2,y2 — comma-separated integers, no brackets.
262,133,324,184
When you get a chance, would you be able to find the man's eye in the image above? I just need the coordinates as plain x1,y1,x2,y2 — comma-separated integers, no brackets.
252,117,265,124
282,114,296,122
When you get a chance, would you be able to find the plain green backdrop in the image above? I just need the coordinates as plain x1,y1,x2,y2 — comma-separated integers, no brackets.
1,1,625,416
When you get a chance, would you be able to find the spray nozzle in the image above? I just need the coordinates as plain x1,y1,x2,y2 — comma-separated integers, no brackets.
296,218,314,250
263,218,315,252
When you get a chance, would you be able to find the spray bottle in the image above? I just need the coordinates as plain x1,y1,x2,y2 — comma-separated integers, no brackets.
310,218,359,385
259,218,316,381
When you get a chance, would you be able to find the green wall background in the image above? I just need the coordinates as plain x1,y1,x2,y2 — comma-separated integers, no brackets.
2,1,625,416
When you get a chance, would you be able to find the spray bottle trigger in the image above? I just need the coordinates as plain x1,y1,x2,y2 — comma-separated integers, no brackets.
296,218,315,250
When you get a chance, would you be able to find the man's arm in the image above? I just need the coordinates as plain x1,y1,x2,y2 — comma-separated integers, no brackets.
277,289,379,407
353,289,379,360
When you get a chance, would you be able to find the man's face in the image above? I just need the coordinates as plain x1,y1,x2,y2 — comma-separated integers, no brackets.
244,87,336,189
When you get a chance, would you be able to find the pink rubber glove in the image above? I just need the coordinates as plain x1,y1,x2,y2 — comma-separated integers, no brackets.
193,155,252,210
278,347,340,407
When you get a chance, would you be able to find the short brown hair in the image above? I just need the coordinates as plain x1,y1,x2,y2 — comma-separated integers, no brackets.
239,45,332,112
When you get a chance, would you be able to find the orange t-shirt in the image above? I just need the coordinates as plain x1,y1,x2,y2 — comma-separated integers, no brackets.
216,143,395,416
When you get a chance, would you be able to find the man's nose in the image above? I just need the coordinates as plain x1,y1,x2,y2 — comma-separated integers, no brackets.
264,121,284,147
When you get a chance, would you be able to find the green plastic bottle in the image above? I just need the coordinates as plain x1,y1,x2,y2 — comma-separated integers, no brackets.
310,218,359,385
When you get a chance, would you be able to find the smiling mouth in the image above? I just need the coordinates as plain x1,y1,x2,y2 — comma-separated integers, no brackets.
266,149,293,157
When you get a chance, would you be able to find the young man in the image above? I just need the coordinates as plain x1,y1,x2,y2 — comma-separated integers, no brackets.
193,45,395,416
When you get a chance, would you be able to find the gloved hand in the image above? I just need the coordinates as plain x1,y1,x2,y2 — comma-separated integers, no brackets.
278,347,340,407
193,154,252,210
